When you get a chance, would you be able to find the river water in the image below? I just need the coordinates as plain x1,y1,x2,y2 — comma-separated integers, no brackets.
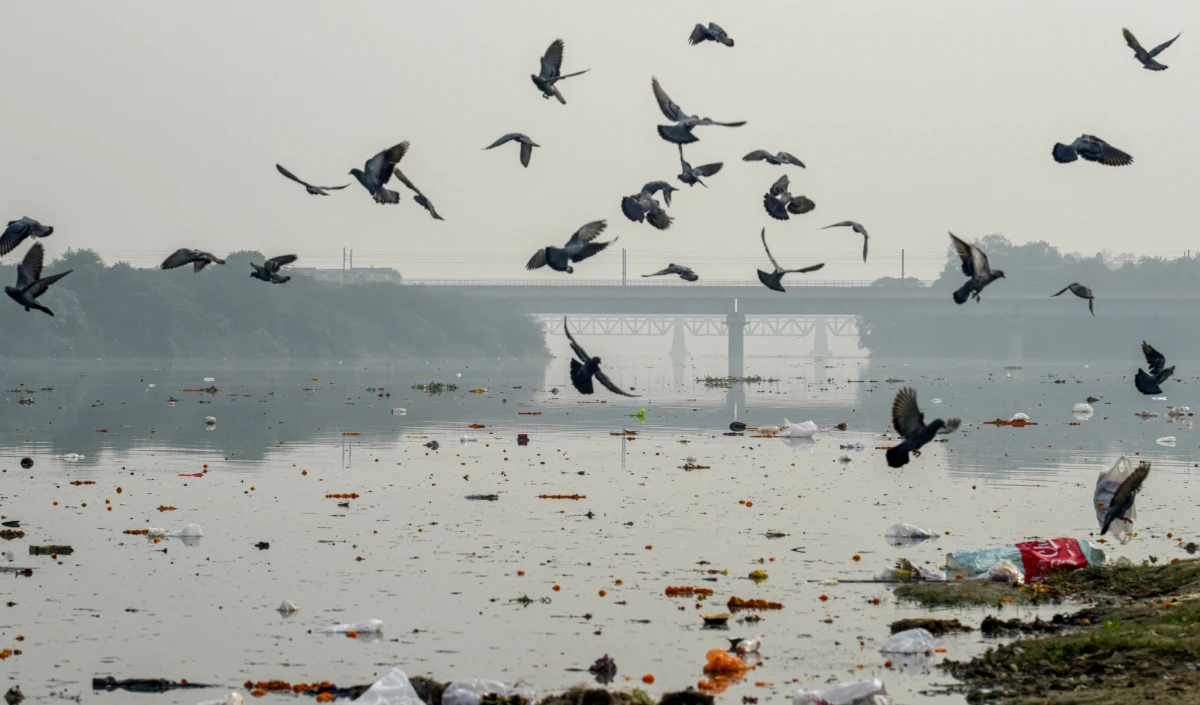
0,355,1195,704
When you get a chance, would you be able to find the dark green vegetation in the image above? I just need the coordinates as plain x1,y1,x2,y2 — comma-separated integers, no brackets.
894,580,1058,608
942,560,1200,704
0,250,547,359
858,235,1200,358
696,375,778,388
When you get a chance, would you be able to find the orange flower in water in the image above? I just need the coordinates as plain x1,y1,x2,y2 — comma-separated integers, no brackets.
517,570,525,576
727,596,782,611
251,690,267,698
819,594,829,602
852,554,862,562
884,660,893,669
935,648,947,653
615,579,624,585
645,545,653,550
745,501,753,508
553,585,561,592
345,631,359,638
642,674,655,684
704,649,750,676
599,590,607,597
316,694,335,703
955,574,965,580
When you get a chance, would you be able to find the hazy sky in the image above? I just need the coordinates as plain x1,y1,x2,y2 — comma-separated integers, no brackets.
2,1,1197,282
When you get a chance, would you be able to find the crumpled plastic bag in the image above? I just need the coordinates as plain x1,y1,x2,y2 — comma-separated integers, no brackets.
1094,456,1136,541
880,628,934,655
883,522,937,548
980,560,1025,585
168,524,204,538
1072,402,1093,414
197,695,245,705
442,679,537,705
315,618,383,634
355,667,423,705
792,677,892,705
779,420,818,438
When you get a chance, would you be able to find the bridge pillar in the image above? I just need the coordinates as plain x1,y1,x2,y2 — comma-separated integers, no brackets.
727,312,745,377
811,317,831,357
670,316,688,361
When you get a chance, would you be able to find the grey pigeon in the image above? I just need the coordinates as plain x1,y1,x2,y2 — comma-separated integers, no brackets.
763,175,815,220
822,221,870,262
1052,135,1132,166
161,249,226,272
0,217,54,257
485,133,540,168
643,263,699,281
1123,28,1180,71
1101,462,1150,535
688,22,734,47
349,142,409,204
886,387,960,468
949,232,1004,304
677,145,723,187
526,220,616,274
4,243,71,317
1051,282,1094,315
531,39,590,104
742,150,805,168
756,228,824,292
1135,341,1174,395
250,254,298,284
651,77,746,145
275,164,349,196
392,168,443,220
564,316,639,397
621,181,676,230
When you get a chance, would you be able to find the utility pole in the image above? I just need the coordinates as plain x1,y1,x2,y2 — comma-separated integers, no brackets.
350,249,354,270
622,248,627,285
901,249,905,281
343,247,346,271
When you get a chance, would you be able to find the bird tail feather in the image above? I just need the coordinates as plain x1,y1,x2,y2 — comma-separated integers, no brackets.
952,281,973,305
885,445,910,468
1052,143,1078,164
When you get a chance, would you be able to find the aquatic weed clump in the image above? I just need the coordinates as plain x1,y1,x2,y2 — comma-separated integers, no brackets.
412,381,459,394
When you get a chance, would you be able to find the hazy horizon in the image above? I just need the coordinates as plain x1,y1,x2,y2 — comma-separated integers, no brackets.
2,1,1197,282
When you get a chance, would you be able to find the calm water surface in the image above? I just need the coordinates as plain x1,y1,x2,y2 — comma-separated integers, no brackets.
0,356,1197,704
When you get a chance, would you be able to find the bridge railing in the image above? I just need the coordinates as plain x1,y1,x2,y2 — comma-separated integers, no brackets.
401,278,935,288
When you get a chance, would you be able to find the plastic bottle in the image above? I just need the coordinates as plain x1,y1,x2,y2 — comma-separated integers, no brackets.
946,537,1105,580
728,636,761,654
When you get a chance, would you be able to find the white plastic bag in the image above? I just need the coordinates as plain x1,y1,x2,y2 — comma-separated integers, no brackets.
168,524,204,538
1156,436,1177,447
792,677,892,705
277,600,299,614
880,628,934,655
1010,412,1030,421
1094,456,1136,539
1072,403,1093,414
779,419,818,438
442,680,537,705
196,695,244,705
980,560,1025,585
355,667,423,705
315,618,383,634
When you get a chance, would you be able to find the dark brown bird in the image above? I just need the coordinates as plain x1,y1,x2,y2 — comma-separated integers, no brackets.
564,316,639,397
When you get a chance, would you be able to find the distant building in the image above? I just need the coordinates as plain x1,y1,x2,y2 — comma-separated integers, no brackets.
293,267,402,284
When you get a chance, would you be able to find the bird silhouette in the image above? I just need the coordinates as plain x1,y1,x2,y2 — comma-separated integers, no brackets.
651,77,746,145
1101,462,1150,535
949,232,1004,304
250,254,298,284
349,142,409,204
643,264,699,281
4,243,71,316
1123,28,1180,71
688,23,734,47
1135,341,1174,395
161,249,225,272
526,220,616,274
822,221,870,262
1051,282,1094,315
886,387,961,468
485,133,540,168
743,150,805,168
564,316,639,397
275,164,349,196
1052,135,1132,166
677,145,723,187
392,169,443,220
0,217,54,257
621,181,676,230
756,228,824,292
531,39,589,103
763,175,815,220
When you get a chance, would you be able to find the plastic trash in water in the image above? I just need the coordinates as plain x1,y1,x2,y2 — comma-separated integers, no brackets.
315,618,383,635
460,435,477,443
393,408,407,416
61,453,85,461
930,398,942,405
1153,396,1168,401
196,694,245,705
354,667,422,705
779,419,818,438
728,636,761,654
1157,436,1177,447
1010,412,1030,421
980,560,1025,585
1072,403,1093,414
873,557,944,582
880,628,934,655
203,377,215,383
629,409,646,423
883,522,937,549
148,384,155,388
147,528,168,539
839,442,866,451
1135,410,1160,419
442,680,537,705
205,416,216,425
167,524,204,538
793,677,892,705
946,537,1105,580
277,600,299,615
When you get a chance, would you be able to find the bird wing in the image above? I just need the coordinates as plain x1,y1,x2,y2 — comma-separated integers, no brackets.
570,237,616,263
948,232,977,277
646,208,673,231
938,418,962,434
364,142,409,184
692,161,723,177
862,234,869,263
265,254,298,272
760,228,783,271
525,249,548,270
743,150,770,162
780,152,806,167
891,387,926,437
688,24,707,45
769,174,790,196
520,141,534,168
25,269,70,299
0,220,31,256
1149,32,1181,58
541,38,565,78
1091,140,1134,167
485,133,520,150
1051,284,1072,297
563,316,591,363
1102,462,1150,534
651,77,686,121
1122,28,1148,56
709,22,728,36
17,242,44,288
621,195,647,222
787,196,815,215
566,220,608,247
1142,341,1167,376
161,249,198,270
275,164,313,188
783,262,825,275
391,168,423,197
642,267,673,277
321,183,350,190
595,368,640,397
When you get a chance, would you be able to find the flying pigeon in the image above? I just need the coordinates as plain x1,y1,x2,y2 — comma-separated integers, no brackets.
250,254,298,284
531,39,590,103
1052,135,1133,166
485,133,540,168
4,243,71,316
688,23,734,47
526,220,616,274
651,77,746,145
1101,461,1150,535
275,164,349,196
564,316,639,397
677,145,723,188
392,169,443,220
349,142,409,204
0,217,54,257
757,228,824,292
161,249,226,272
643,264,699,281
1123,28,1180,71
763,175,815,220
742,150,805,168
822,221,870,262
1135,341,1174,395
949,232,1004,304
1051,282,1094,315
886,387,961,468
621,181,676,230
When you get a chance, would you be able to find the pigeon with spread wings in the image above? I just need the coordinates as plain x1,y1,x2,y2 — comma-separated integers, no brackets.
485,133,540,168
349,142,409,204
621,181,676,230
161,249,225,272
1051,282,1094,315
0,217,54,257
250,255,298,284
757,228,824,292
1123,27,1180,71
1052,135,1133,167
564,316,639,397
526,220,616,274
763,175,815,220
1135,341,1175,395
886,387,961,468
651,77,746,145
822,221,870,262
743,150,805,168
4,243,71,316
392,169,443,220
643,264,698,281
531,39,590,103
949,232,1004,304
275,164,349,196
677,145,723,188
688,23,734,47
